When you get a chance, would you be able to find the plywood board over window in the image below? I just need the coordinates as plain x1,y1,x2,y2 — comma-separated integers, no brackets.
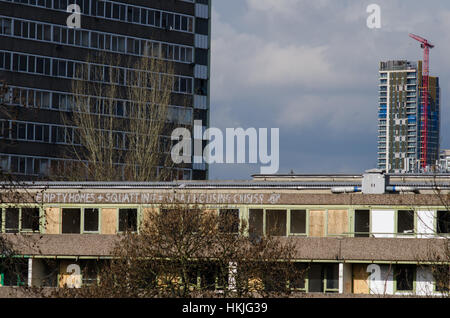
353,264,369,294
140,207,158,230
101,208,117,234
45,207,60,234
309,210,326,237
327,210,348,236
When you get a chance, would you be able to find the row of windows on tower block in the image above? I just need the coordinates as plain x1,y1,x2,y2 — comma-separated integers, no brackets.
0,153,193,179
0,51,193,94
2,86,193,124
2,0,196,33
0,17,195,64
0,119,192,150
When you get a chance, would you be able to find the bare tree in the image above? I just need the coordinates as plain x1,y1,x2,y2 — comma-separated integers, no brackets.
52,201,304,298
59,52,181,181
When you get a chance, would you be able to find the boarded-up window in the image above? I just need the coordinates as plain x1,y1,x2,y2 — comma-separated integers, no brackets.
327,210,348,235
355,210,370,237
308,210,326,237
290,210,306,234
219,209,239,233
21,208,40,231
62,208,81,234
249,209,263,238
119,208,137,232
5,208,19,233
437,210,450,234
266,210,287,236
352,264,370,294
397,210,414,234
83,208,99,232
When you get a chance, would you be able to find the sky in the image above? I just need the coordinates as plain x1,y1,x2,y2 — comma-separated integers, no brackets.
207,0,450,180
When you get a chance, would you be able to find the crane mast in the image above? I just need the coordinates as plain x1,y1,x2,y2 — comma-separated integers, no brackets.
409,33,434,170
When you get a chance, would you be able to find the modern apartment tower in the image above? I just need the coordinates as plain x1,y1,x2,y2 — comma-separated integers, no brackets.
377,60,440,173
0,0,211,180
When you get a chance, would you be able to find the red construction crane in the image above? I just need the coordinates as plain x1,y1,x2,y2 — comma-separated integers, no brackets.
409,33,434,170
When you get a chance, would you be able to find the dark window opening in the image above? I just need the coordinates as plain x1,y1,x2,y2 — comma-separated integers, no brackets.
308,264,323,293
1,259,28,286
81,260,98,286
396,265,415,291
135,260,157,289
195,18,209,35
194,79,208,95
34,259,58,287
5,208,19,233
21,208,40,232
119,208,137,232
290,263,308,290
262,264,288,292
182,262,226,291
219,209,239,233
397,210,414,234
266,210,287,236
249,209,263,239
355,209,370,237
199,263,220,291
307,263,339,293
437,210,450,234
195,48,208,66
62,208,81,234
432,265,450,292
186,264,199,286
324,264,339,290
83,208,99,232
290,210,306,234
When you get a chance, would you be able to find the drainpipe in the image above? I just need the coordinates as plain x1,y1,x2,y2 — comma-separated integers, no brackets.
386,186,419,193
331,186,361,194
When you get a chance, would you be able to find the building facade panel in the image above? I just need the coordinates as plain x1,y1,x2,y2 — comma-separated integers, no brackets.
0,0,212,180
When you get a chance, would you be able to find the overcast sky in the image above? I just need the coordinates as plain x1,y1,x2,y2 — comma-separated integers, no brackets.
207,0,450,180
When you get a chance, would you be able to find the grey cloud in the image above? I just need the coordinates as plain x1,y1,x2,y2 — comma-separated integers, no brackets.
209,0,450,179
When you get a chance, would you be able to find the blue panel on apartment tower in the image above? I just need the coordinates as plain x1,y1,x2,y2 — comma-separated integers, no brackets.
408,115,416,123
